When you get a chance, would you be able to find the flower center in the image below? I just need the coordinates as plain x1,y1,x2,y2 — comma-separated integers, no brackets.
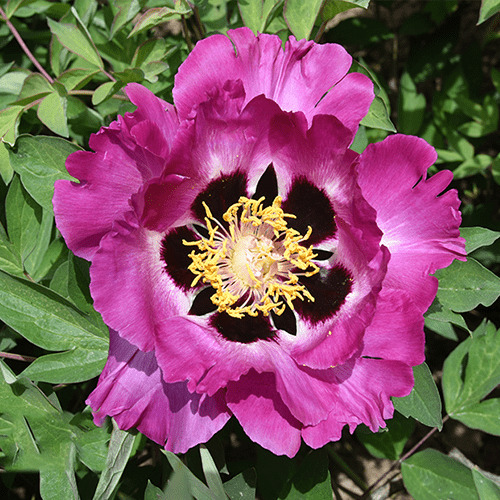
184,196,319,319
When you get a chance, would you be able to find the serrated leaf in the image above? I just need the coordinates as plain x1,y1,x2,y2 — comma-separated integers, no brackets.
0,269,108,352
278,448,332,500
224,469,256,500
47,18,103,69
8,135,80,212
402,449,479,500
92,423,136,500
435,258,500,312
462,227,500,254
392,362,442,429
284,0,324,40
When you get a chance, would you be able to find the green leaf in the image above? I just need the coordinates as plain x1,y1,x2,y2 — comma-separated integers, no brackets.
0,269,108,352
14,73,53,106
448,325,500,412
224,469,256,500
8,135,80,213
478,0,500,24
92,423,137,500
284,0,324,40
20,345,107,383
402,449,479,500
0,106,24,146
462,227,500,254
162,450,219,500
129,4,192,37
238,0,281,34
398,72,426,135
0,141,13,184
5,175,42,266
453,399,500,436
278,448,332,500
425,297,470,338
392,362,442,430
0,375,75,473
435,258,500,313
361,95,396,132
57,68,99,91
37,92,69,137
47,18,103,69
145,480,166,500
472,468,500,499
0,220,23,278
356,411,415,461
110,0,147,38
200,445,226,498
92,81,123,105
23,208,53,280
39,450,81,500
113,68,145,83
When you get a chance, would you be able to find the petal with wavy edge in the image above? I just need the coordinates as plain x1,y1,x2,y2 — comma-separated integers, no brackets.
226,370,302,457
87,330,230,453
90,223,191,352
173,27,370,131
357,135,466,311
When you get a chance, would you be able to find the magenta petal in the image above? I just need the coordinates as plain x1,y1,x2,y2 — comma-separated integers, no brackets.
87,330,230,453
53,134,143,260
362,289,425,366
124,83,179,151
226,370,302,457
357,134,466,311
90,224,191,352
174,27,363,129
301,357,413,448
314,72,374,134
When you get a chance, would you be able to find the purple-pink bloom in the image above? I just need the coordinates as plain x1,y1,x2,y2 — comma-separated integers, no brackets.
53,28,466,457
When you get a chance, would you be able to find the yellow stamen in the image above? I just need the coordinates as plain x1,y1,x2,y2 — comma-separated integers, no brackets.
183,196,319,318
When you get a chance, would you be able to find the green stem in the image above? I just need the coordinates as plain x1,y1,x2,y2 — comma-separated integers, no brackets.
359,415,450,500
70,89,128,101
0,6,54,83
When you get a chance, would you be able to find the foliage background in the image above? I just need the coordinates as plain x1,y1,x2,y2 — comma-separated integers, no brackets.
0,0,500,499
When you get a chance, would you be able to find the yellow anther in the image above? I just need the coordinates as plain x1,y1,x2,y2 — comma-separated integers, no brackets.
183,196,319,318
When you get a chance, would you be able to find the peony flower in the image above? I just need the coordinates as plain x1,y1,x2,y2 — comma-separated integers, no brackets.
53,28,466,457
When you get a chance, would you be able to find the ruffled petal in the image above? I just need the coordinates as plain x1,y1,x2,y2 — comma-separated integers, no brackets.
87,330,230,453
90,223,191,352
226,370,302,457
357,135,466,312
173,27,368,130
301,357,413,449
